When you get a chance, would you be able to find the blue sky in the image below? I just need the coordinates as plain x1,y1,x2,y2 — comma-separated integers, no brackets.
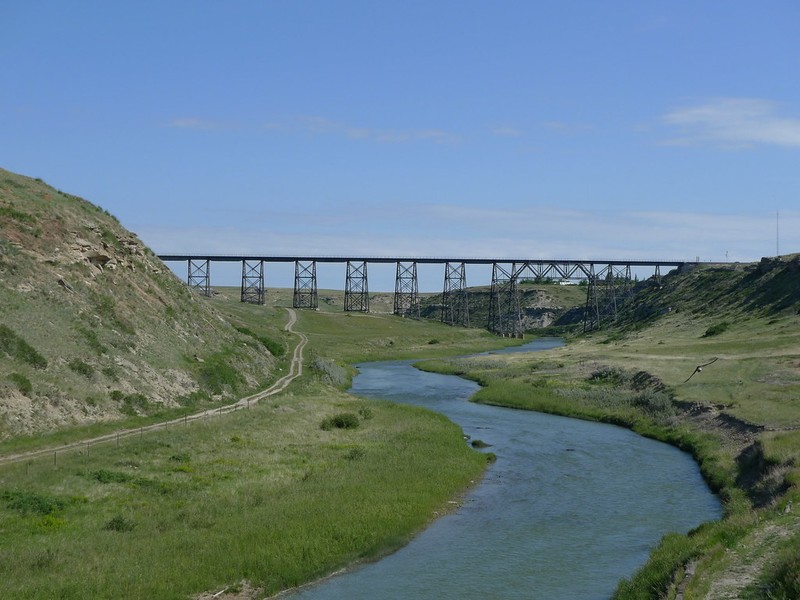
3,1,799,290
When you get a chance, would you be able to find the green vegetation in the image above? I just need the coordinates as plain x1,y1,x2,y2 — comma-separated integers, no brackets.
0,383,486,598
0,274,511,598
320,412,361,430
418,257,800,600
0,325,48,369
7,373,33,395
3,168,799,597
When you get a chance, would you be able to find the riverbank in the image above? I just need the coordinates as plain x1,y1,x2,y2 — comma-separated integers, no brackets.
416,314,800,599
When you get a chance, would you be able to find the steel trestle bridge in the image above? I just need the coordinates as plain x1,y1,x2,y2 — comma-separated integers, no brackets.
158,254,689,336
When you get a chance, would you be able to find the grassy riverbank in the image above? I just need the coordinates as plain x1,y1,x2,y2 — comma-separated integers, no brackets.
0,291,509,599
416,267,800,599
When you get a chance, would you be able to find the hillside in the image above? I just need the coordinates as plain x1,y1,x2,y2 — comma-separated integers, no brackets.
419,282,587,330
616,257,800,328
0,168,282,438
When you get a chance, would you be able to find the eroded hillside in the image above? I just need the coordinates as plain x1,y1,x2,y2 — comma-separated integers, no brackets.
0,168,281,438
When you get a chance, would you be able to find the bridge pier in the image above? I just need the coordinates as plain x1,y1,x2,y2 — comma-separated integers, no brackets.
188,259,211,297
344,260,369,312
293,261,318,309
394,262,419,318
241,260,265,305
583,264,633,331
441,262,469,327
488,263,522,337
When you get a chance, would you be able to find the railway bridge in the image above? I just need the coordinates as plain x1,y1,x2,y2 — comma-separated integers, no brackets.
157,254,689,336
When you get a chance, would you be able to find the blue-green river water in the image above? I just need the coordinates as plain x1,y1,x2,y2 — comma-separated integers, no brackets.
285,339,721,599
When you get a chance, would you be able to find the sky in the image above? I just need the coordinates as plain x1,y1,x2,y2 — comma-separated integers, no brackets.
2,1,800,291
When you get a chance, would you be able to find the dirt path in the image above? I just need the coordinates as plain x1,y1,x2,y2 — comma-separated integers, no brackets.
701,520,795,599
0,308,307,466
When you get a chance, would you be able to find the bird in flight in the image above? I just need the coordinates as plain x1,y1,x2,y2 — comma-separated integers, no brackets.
683,357,719,383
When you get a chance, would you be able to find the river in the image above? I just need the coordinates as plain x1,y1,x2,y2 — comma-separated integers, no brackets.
284,339,721,599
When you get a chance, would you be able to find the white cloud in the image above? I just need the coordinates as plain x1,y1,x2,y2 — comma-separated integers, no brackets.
661,98,800,148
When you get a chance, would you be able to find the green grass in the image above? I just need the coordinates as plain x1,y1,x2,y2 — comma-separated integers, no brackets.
0,385,487,599
0,284,513,598
416,274,800,599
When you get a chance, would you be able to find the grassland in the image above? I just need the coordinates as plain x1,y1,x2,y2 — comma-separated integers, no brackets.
0,289,513,599
417,261,800,600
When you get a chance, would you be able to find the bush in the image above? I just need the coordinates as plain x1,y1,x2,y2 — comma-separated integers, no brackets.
703,322,730,337
198,352,243,394
104,514,136,532
321,413,360,431
90,469,132,484
1,489,65,515
7,373,32,395
0,325,47,368
68,359,94,378
234,326,285,357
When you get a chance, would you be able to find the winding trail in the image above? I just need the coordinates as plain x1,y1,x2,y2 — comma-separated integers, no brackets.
0,308,307,466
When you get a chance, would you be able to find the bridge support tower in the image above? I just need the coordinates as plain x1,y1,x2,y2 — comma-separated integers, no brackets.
441,262,470,327
344,261,369,312
293,261,318,309
240,260,265,305
488,263,522,337
394,262,419,318
188,259,211,297
583,264,633,331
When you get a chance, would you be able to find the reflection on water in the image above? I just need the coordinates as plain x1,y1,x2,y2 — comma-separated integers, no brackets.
285,340,721,600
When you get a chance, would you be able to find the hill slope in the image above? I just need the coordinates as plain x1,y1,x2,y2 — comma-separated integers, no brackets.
0,168,279,438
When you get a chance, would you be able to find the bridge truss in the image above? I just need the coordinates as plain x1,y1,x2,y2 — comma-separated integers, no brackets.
159,255,686,334
344,261,369,312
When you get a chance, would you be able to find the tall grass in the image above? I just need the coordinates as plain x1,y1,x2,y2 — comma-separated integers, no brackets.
0,384,486,598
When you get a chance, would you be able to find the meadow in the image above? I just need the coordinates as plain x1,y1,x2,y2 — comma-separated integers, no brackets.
0,289,510,599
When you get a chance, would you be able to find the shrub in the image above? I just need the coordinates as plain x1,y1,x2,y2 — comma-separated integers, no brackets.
234,326,285,357
0,325,47,368
68,359,94,378
1,489,65,515
198,352,243,394
121,393,150,416
703,321,730,337
90,469,132,484
104,514,135,532
321,412,360,431
7,373,32,395
345,447,365,460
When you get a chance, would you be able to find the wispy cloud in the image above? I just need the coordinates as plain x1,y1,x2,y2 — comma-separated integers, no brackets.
541,121,594,135
141,207,798,291
491,125,524,137
268,115,461,145
168,117,237,131
172,114,461,144
661,98,800,148
138,205,797,274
